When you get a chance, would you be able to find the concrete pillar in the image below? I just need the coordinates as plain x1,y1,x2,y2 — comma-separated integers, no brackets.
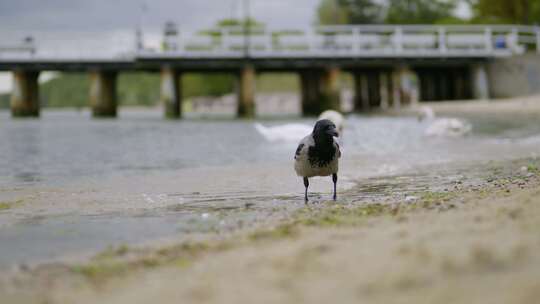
237,66,255,118
160,66,181,119
409,70,419,105
353,72,370,112
319,67,341,112
89,70,117,118
300,68,341,116
391,66,419,108
379,71,390,110
426,72,436,101
11,70,40,117
440,72,449,101
391,69,402,109
452,69,466,100
472,63,490,100
300,70,320,116
367,73,381,108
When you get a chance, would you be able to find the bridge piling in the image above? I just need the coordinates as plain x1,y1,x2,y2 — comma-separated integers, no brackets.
237,66,255,118
391,66,419,108
367,72,382,108
391,69,402,109
300,70,320,116
379,71,390,110
452,69,467,100
160,66,182,119
353,72,370,112
300,68,341,116
319,67,341,113
472,64,490,100
429,72,437,101
11,70,40,117
89,70,117,118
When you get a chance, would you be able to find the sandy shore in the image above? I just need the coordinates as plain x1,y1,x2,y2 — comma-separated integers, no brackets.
1,157,539,304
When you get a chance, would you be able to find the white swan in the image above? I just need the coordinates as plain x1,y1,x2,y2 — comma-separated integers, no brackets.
424,118,472,137
318,110,345,137
417,106,435,121
418,106,472,137
254,110,346,143
254,123,313,142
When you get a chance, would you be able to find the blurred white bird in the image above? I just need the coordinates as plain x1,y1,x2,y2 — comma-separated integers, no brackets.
417,106,472,137
417,106,435,121
255,110,346,143
318,110,345,137
254,123,312,142
424,118,472,137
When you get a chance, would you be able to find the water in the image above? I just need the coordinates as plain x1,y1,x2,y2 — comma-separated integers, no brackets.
0,106,540,269
0,110,288,187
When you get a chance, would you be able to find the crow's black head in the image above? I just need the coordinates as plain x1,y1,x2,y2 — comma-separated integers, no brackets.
313,119,338,142
309,119,338,166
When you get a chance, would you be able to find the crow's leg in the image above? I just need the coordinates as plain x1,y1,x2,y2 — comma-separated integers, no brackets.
303,177,309,203
332,173,338,201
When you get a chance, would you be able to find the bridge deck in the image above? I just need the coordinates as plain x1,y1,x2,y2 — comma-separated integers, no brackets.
0,25,538,71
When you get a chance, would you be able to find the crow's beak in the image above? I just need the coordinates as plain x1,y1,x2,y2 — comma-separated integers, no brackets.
327,128,339,137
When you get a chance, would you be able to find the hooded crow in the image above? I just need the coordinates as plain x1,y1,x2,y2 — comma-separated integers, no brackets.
294,119,341,203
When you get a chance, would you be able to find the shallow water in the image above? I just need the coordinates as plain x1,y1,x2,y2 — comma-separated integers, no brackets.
0,106,539,269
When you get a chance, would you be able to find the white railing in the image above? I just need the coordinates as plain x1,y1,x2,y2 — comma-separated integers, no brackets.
0,40,36,56
141,24,540,58
0,31,136,61
0,25,538,62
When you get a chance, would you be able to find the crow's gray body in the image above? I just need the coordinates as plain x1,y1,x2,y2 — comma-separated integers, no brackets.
294,119,341,202
294,135,340,178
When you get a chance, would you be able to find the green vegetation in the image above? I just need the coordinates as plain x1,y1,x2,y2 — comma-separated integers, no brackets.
249,223,299,240
256,73,299,92
385,0,457,24
70,241,221,281
527,164,539,173
296,203,389,227
317,0,540,25
0,93,9,109
40,73,90,108
317,0,462,25
470,0,540,25
317,0,357,24
0,199,24,210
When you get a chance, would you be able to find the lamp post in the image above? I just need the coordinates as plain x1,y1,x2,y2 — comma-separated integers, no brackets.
243,0,250,58
135,3,147,52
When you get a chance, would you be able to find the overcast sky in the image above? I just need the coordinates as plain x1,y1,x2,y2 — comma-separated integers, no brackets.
0,0,322,36
0,0,470,93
